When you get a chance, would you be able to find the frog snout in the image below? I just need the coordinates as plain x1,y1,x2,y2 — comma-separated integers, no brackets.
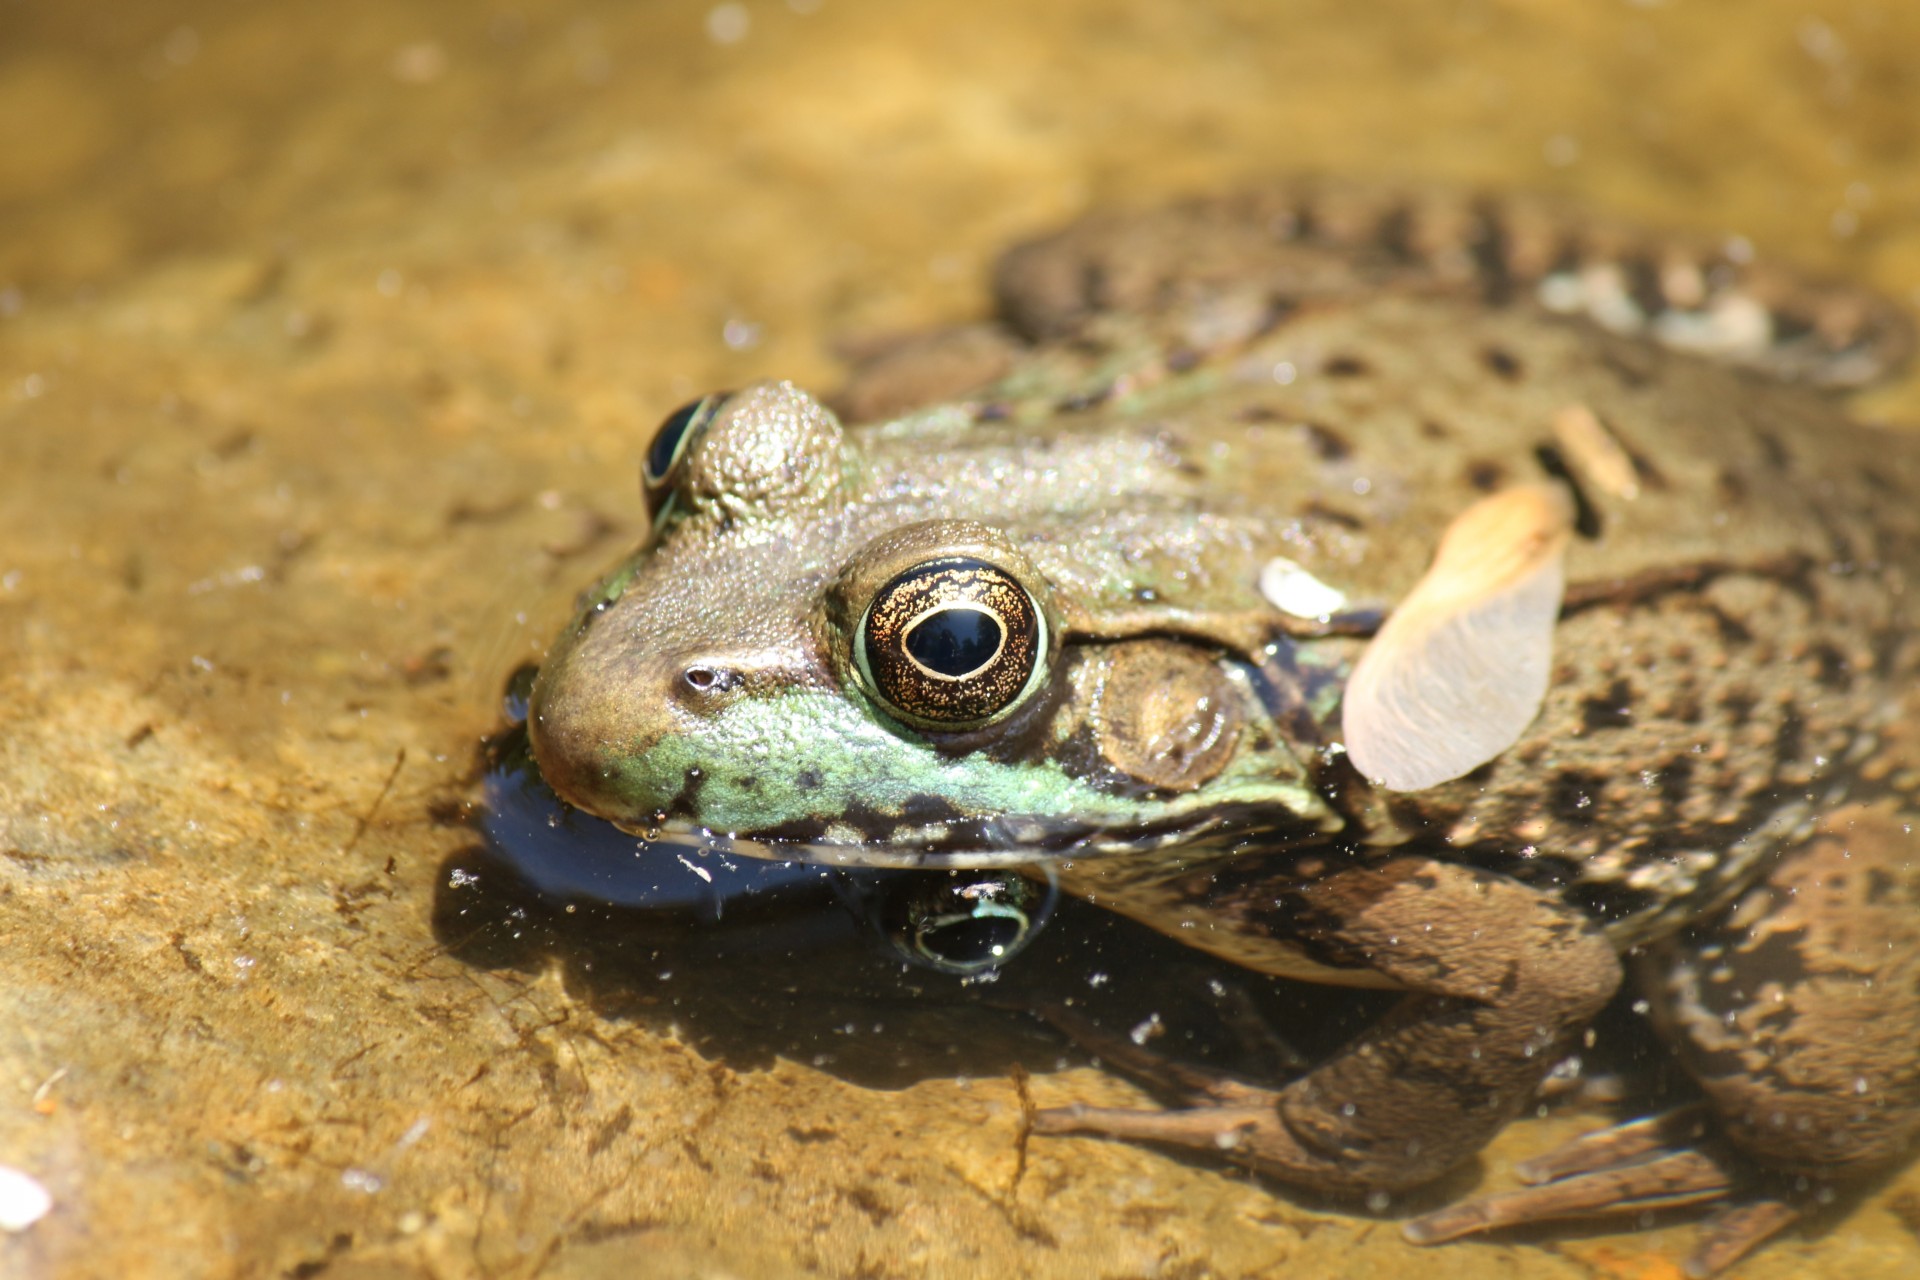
528,643,823,827
525,648,690,821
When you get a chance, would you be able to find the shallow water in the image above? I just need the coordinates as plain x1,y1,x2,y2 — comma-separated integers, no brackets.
5,1,1920,1276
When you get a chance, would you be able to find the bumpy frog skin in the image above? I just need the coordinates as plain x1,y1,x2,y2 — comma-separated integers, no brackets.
529,181,1920,1271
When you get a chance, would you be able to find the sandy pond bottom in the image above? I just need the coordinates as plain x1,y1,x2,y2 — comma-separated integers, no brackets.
5,0,1920,1276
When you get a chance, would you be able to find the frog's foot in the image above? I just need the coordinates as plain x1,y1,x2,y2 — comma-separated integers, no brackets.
1409,802,1920,1274
1402,1108,1798,1277
1034,856,1623,1194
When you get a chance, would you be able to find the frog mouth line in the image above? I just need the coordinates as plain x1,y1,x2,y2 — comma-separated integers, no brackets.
616,805,1312,870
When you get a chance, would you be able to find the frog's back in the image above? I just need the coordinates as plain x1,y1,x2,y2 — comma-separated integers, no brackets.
1227,297,1920,937
844,179,1920,942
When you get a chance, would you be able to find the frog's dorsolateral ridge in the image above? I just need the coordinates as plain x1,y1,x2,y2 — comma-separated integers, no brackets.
527,180,1920,1273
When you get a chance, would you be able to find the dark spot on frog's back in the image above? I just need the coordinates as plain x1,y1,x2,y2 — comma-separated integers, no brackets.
1465,459,1506,492
1374,201,1417,262
1657,757,1694,808
1257,293,1302,336
1054,384,1112,413
1809,643,1852,691
1775,704,1806,765
1165,346,1202,373
1467,203,1513,304
794,768,823,792
1754,430,1792,471
1459,759,1499,789
1300,422,1353,461
1480,346,1524,381
1705,604,1754,646
1323,354,1372,378
1770,308,1818,346
1300,500,1365,530
1621,255,1667,320
1579,678,1635,732
1550,771,1608,820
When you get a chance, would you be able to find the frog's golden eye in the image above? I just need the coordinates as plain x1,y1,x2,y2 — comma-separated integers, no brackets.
856,556,1047,728
640,394,726,519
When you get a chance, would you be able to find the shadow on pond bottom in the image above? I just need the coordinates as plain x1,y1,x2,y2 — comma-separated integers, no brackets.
444,667,1683,1170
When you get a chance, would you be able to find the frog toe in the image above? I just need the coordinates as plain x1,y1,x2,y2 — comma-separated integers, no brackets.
1401,1109,1813,1277
1680,1200,1804,1278
1407,1177,1796,1279
1402,1135,1732,1247
1509,1104,1710,1183
1032,1098,1289,1158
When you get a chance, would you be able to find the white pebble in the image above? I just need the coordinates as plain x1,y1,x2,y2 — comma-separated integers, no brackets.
0,1165,51,1232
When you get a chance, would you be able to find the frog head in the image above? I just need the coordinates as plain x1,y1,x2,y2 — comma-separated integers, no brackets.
529,381,1344,868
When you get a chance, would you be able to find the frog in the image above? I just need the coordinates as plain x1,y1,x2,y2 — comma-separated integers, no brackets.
525,178,1920,1272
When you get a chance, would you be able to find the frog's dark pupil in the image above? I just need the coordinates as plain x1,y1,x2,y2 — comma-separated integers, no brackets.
645,399,704,484
904,607,1001,678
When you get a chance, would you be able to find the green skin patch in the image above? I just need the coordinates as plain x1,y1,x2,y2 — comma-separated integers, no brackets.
608,687,1339,868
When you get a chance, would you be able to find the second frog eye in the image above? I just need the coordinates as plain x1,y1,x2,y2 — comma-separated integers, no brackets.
640,393,726,518
856,556,1047,729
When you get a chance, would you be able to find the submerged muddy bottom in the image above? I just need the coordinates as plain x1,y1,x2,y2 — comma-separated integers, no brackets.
5,1,1920,1276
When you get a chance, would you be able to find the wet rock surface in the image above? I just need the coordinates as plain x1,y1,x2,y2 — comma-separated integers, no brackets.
5,1,1920,1275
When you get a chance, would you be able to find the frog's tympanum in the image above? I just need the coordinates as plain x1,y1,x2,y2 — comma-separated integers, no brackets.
528,181,1920,1273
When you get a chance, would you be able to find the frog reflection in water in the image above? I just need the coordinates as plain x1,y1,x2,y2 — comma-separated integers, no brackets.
528,182,1920,1272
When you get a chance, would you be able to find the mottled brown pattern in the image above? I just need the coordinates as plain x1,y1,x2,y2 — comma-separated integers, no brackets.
1648,800,1920,1173
532,179,1920,1273
1039,856,1620,1193
987,178,1911,384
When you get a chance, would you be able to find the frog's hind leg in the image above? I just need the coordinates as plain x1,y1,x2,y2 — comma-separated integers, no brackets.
1032,856,1622,1194
1651,801,1920,1179
1408,800,1920,1275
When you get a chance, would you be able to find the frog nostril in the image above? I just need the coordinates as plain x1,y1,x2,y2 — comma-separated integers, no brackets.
681,664,735,694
